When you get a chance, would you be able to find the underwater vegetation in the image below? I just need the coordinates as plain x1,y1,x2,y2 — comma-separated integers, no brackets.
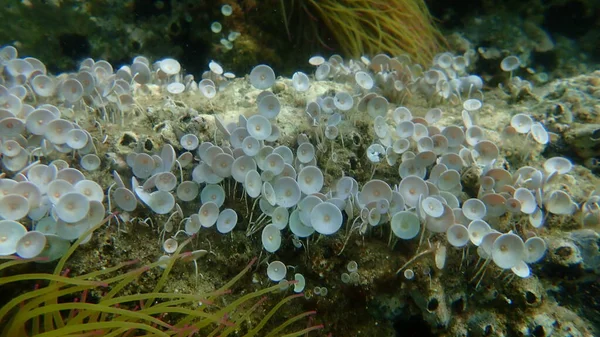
0,217,322,337
296,0,446,66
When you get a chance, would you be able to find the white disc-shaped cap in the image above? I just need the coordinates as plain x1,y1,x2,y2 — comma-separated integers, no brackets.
114,187,137,211
211,153,234,178
198,202,219,228
26,108,57,135
393,107,412,123
524,236,547,263
390,211,420,240
543,157,572,175
446,224,469,247
462,198,486,220
176,181,199,202
292,71,310,92
148,190,175,215
437,169,460,191
261,224,282,252
258,94,281,119
55,192,89,223
510,113,533,134
244,170,262,198
531,122,549,144
45,119,73,145
61,78,84,103
492,233,525,269
293,273,306,292
289,209,314,237
513,188,536,214
425,204,455,233
545,190,576,215
159,58,181,75
421,196,444,217
425,108,443,124
273,177,301,208
271,206,289,229
163,238,178,254
473,140,499,166
529,207,544,228
367,96,388,118
334,91,354,111
241,136,260,157
462,99,482,112
500,55,520,72
232,156,257,183
201,184,226,207
297,142,315,164
468,219,491,246
80,154,101,171
308,56,325,66
297,166,324,195
267,260,287,281
511,260,531,278
360,179,392,205
74,180,104,202
0,220,27,255
249,64,276,89
216,208,238,233
310,202,343,235
398,176,428,208
355,71,373,89
246,114,272,141
480,193,507,217
185,214,202,235
180,134,199,151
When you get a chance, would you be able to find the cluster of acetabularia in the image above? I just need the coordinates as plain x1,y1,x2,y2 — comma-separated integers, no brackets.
0,41,593,297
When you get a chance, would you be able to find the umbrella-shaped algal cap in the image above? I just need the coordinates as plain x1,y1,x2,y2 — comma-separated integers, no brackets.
289,209,314,238
446,224,469,247
273,177,301,208
249,64,276,90
543,157,572,175
244,169,262,198
201,184,226,208
545,190,577,215
398,176,428,208
147,190,175,215
246,114,272,141
261,224,282,253
297,166,324,195
198,202,219,228
468,219,491,246
297,142,315,164
359,180,392,206
310,202,343,235
510,113,533,134
113,187,137,212
390,211,420,240
176,181,199,202
271,206,289,230
0,220,27,255
80,154,101,171
216,208,238,234
492,233,525,269
16,230,46,258
55,192,89,223
159,58,181,75
462,198,486,221
524,236,547,263
292,71,310,92
232,156,257,183
267,260,287,282
0,194,30,221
